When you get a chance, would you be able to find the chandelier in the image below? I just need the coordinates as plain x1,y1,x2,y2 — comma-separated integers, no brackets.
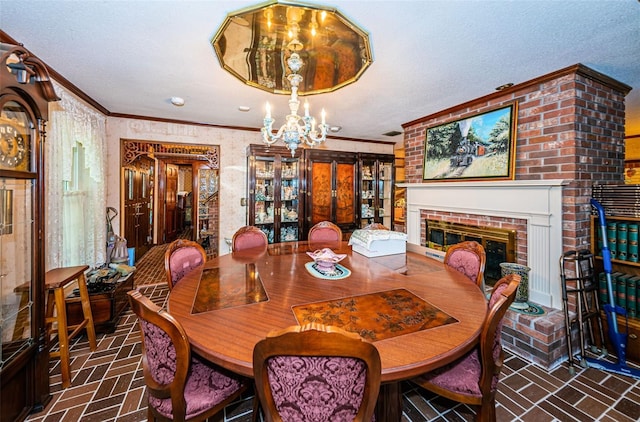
211,1,373,156
261,49,328,156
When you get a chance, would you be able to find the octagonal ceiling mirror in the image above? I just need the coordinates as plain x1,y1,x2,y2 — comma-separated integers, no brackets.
211,0,373,95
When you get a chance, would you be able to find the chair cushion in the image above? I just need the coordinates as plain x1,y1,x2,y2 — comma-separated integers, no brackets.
234,231,267,251
169,247,204,284
150,355,244,420
266,355,367,421
309,228,340,242
416,348,483,397
446,249,481,283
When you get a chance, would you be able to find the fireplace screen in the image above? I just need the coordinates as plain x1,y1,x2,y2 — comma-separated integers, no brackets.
426,220,516,285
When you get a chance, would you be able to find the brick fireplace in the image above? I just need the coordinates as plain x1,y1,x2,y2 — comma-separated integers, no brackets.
399,64,630,368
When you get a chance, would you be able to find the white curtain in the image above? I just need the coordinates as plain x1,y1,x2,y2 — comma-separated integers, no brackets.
46,82,107,270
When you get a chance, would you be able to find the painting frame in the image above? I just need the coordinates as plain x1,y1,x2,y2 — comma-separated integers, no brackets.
422,103,518,182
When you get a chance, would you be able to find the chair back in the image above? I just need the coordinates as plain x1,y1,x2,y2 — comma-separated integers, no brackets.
127,290,191,420
164,239,207,290
478,273,520,399
444,241,486,288
308,221,343,242
363,222,389,230
253,323,381,422
232,225,268,252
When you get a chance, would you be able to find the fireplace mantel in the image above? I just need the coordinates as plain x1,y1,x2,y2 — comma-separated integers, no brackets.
399,180,569,309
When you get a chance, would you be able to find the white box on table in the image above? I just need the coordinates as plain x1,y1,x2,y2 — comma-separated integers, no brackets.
349,229,407,257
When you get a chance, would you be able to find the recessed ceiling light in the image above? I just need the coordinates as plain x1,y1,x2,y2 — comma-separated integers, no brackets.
238,106,251,112
170,96,185,106
329,126,342,133
495,83,514,91
383,130,402,137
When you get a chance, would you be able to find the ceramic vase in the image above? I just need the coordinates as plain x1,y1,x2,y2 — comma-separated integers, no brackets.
499,262,531,310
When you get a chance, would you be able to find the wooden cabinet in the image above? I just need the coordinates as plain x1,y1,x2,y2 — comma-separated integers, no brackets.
0,44,60,419
247,145,304,243
247,146,395,241
358,153,395,229
305,150,359,237
590,215,640,363
65,272,134,334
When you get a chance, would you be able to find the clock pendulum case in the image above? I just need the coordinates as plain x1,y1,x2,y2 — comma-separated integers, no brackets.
0,42,59,421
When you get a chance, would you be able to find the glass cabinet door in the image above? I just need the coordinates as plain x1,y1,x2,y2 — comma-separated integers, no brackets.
0,178,34,371
378,160,394,229
360,159,376,227
359,154,394,229
279,156,300,242
253,156,276,243
248,146,303,244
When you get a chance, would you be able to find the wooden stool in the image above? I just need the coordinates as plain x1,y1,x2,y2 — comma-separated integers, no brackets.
45,265,97,388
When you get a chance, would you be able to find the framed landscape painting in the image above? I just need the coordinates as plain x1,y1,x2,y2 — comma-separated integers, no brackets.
422,103,517,181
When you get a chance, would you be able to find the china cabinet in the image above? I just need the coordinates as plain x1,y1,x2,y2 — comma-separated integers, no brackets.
305,150,359,237
247,145,303,244
0,43,59,421
196,163,219,251
358,153,395,229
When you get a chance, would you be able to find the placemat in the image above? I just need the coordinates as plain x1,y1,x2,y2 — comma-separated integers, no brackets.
192,264,268,313
304,262,351,280
292,288,458,341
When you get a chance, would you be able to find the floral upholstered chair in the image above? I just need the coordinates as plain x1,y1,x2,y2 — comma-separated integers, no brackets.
164,239,207,290
232,226,268,252
253,323,381,422
444,240,486,288
410,273,520,422
127,290,247,422
308,221,343,243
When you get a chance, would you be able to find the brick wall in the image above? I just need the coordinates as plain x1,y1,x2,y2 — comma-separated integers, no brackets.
404,64,629,251
402,64,631,368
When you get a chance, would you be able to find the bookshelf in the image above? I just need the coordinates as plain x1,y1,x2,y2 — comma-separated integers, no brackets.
590,215,640,362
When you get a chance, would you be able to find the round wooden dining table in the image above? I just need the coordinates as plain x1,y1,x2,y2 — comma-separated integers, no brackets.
168,241,488,421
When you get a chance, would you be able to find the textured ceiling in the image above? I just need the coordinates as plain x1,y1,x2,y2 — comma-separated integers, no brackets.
1,0,639,142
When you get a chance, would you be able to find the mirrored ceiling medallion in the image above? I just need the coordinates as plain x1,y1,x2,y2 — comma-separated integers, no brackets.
211,0,373,96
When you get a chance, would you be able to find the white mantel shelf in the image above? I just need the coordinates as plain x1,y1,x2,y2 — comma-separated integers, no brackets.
399,179,570,309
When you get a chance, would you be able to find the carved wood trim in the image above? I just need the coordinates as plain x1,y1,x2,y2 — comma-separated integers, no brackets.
121,139,219,168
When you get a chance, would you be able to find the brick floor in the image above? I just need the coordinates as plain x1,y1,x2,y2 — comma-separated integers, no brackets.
26,244,640,421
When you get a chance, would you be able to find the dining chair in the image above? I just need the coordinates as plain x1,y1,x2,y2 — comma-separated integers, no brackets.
444,240,486,288
410,273,520,422
253,322,381,422
127,290,248,422
164,239,207,290
232,225,269,251
308,220,343,242
363,222,390,230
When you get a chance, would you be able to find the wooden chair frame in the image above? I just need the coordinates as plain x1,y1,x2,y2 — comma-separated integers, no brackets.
253,323,381,422
411,273,520,422
444,240,487,288
164,239,207,290
232,225,268,252
128,290,247,422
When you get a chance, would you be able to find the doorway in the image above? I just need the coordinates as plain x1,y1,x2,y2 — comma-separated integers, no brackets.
120,140,220,261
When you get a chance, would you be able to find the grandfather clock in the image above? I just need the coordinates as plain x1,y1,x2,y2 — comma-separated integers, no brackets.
0,43,59,421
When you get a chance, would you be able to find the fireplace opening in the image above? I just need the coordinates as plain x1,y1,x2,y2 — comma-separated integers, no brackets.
425,220,516,286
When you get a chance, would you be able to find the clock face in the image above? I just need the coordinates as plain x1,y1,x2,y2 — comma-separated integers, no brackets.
0,100,31,172
0,123,27,169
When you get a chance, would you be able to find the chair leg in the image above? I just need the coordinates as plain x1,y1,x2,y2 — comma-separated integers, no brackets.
76,272,97,351
476,397,497,422
54,286,72,388
252,395,261,422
